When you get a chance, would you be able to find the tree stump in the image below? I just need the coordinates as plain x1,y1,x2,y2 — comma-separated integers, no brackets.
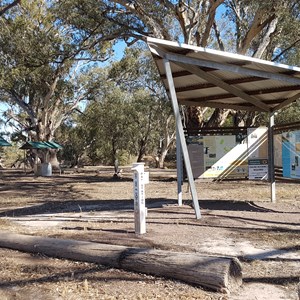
0,231,242,293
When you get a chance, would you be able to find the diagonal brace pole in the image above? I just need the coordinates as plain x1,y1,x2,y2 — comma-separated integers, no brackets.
163,59,201,219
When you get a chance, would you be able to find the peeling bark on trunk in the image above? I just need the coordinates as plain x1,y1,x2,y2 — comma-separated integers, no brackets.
158,115,175,168
158,147,168,168
205,108,232,127
233,111,258,127
184,106,205,130
48,149,60,169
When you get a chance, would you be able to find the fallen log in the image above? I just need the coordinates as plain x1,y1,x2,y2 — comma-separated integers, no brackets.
0,231,242,293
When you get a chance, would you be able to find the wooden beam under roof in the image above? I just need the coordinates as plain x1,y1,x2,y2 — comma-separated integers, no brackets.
171,76,269,92
159,65,297,80
162,51,300,86
173,80,300,94
174,61,271,112
178,86,300,103
273,92,300,112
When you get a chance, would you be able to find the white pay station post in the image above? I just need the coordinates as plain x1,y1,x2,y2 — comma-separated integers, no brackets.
132,163,149,234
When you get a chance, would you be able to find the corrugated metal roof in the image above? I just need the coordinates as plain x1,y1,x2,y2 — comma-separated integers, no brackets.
147,37,300,112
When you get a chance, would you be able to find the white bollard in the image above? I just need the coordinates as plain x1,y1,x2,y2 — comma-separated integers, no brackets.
132,163,149,235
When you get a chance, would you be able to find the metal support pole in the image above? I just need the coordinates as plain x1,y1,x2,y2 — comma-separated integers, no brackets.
176,127,183,206
163,59,201,219
268,113,276,203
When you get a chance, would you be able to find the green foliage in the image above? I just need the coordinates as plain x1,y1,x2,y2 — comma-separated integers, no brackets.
0,0,116,145
1,143,23,168
56,121,91,167
275,101,300,125
57,47,173,166
1,0,299,167
80,87,135,165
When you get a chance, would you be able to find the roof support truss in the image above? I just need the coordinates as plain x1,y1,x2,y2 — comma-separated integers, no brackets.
173,61,271,112
152,47,300,86
273,92,300,112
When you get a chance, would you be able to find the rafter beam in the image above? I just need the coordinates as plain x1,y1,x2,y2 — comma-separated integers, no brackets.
160,65,296,81
174,81,300,95
151,45,300,86
174,61,270,112
171,77,268,92
180,86,300,103
272,92,300,112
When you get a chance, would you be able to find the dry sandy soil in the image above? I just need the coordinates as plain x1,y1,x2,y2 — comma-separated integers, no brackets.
0,168,299,300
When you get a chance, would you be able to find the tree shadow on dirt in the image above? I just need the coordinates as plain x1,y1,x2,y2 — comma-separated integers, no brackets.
203,213,300,227
0,172,133,184
0,175,132,192
0,265,155,289
198,200,289,213
146,218,300,235
0,198,178,217
243,276,299,285
152,199,298,214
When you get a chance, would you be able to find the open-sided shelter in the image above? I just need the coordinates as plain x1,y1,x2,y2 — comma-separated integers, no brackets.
147,37,300,219
20,141,63,176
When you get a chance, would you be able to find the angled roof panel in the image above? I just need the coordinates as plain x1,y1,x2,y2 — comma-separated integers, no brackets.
147,37,300,112
20,141,63,150
0,137,12,147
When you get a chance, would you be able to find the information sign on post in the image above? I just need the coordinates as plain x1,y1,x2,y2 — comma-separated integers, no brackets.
132,163,149,234
247,127,268,180
248,159,268,180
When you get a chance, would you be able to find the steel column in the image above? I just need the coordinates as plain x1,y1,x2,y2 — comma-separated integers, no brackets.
176,127,183,206
268,113,276,203
163,59,201,219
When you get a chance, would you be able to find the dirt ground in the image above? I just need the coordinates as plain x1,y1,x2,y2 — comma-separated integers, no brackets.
0,168,299,300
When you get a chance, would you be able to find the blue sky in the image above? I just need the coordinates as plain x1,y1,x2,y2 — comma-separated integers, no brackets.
113,40,127,61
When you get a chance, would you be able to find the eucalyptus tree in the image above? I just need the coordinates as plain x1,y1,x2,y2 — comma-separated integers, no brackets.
82,87,173,166
108,47,175,166
61,47,173,167
57,0,300,128
0,0,115,165
79,83,135,165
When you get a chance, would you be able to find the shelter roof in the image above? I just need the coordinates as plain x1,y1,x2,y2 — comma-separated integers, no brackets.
0,137,12,147
147,37,300,113
20,141,63,150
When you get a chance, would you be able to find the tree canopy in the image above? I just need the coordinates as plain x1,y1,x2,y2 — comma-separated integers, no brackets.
56,0,300,128
58,48,174,167
0,0,115,143
0,0,300,167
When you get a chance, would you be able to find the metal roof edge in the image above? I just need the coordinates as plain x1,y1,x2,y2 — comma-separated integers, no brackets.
147,37,300,73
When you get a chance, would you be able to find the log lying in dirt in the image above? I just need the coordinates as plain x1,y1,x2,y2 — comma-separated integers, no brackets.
0,231,242,293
